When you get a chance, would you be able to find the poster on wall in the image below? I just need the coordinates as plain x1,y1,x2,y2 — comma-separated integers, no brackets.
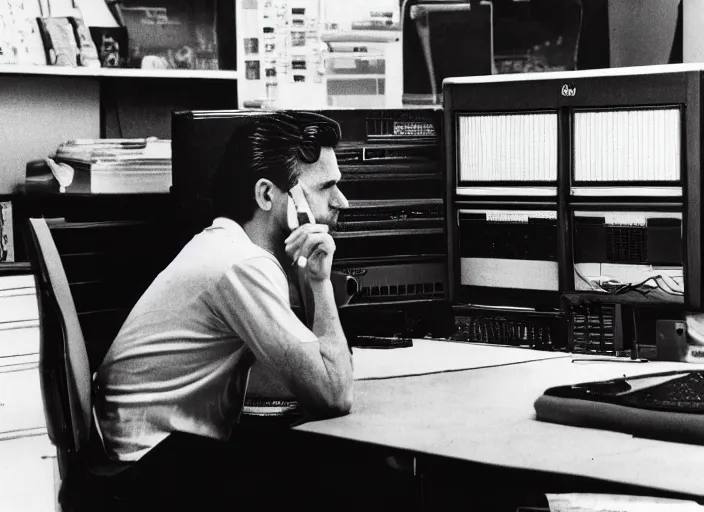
0,200,14,263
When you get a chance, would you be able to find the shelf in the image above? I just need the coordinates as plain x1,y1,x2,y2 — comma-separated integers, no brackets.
562,291,684,307
333,254,444,267
347,198,442,208
0,263,32,276
0,65,239,81
339,297,447,310
322,31,400,44
452,304,561,318
327,74,385,80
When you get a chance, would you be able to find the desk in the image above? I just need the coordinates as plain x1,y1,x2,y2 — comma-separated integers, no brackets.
295,340,704,503
352,338,571,380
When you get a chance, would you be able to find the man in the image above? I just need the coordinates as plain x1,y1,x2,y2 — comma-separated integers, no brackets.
92,111,352,510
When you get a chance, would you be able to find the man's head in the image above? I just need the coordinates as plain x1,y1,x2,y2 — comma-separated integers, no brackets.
212,111,348,235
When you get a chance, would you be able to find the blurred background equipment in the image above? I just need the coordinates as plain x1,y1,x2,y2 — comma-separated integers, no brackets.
401,0,494,106
109,0,222,69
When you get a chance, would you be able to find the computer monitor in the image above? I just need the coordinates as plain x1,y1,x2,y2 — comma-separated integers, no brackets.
444,64,703,312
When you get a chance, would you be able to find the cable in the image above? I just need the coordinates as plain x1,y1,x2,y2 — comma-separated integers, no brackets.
114,80,125,139
603,275,662,296
655,279,684,296
655,276,684,296
574,267,605,292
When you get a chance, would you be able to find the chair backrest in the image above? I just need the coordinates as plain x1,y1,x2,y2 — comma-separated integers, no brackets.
27,218,92,461
25,216,185,475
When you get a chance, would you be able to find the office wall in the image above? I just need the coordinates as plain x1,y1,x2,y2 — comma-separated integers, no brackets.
0,76,100,195
684,0,704,63
321,0,399,29
609,0,680,67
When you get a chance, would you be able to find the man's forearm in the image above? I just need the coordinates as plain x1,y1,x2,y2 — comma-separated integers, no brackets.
309,278,354,411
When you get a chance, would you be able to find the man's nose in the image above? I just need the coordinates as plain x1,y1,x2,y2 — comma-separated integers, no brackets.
333,188,349,210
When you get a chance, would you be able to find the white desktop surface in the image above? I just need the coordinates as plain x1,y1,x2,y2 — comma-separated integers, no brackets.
302,341,704,498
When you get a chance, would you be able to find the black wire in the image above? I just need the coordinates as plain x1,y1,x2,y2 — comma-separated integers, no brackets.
115,89,125,139
606,276,660,296
654,279,684,296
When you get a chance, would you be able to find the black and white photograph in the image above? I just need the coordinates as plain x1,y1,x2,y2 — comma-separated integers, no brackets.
3,0,704,511
0,200,13,263
244,36,259,55
245,59,260,79
89,26,129,68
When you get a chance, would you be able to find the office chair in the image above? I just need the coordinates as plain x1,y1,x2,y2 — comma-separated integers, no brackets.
26,217,143,511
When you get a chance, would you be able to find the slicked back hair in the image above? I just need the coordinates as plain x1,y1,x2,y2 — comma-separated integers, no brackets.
211,111,341,224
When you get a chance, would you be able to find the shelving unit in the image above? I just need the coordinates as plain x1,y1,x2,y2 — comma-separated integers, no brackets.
0,64,239,275
0,65,239,194
0,64,240,80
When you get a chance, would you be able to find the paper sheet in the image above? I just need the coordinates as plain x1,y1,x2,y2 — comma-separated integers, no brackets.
75,0,118,27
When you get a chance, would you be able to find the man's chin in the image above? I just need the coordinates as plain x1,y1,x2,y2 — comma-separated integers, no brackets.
328,214,339,230
315,217,338,230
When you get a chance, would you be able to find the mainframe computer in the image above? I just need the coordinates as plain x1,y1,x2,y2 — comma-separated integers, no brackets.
444,64,703,354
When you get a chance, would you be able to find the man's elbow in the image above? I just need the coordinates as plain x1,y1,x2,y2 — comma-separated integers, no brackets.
334,386,354,415
315,384,353,417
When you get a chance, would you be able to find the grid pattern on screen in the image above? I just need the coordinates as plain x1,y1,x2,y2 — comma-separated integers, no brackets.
457,113,558,182
573,109,681,182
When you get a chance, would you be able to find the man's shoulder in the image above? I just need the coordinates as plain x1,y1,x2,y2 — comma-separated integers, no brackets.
224,255,289,294
180,231,285,286
182,222,278,269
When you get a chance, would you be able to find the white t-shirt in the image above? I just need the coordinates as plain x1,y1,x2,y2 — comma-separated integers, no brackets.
93,217,318,462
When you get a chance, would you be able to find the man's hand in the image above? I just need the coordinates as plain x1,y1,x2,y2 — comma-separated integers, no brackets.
285,224,336,282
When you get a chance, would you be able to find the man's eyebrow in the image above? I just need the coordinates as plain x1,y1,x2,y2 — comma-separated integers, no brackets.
320,179,339,189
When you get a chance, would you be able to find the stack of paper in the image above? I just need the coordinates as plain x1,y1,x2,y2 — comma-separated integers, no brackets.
52,138,172,194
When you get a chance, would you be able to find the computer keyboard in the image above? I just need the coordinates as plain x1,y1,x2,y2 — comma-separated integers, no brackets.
552,371,704,414
537,370,704,446
620,371,704,413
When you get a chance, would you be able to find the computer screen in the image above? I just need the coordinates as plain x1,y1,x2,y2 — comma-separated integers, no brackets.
573,107,681,188
457,112,558,184
456,208,559,308
572,210,684,304
444,64,704,312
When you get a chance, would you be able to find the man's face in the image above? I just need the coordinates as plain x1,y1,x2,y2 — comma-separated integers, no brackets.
295,147,348,228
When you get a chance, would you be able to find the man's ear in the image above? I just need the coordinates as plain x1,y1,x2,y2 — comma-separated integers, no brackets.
253,178,275,212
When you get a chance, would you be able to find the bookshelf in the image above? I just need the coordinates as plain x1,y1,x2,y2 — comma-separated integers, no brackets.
0,64,240,80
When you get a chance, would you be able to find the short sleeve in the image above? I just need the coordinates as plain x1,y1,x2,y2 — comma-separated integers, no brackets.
210,256,318,367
